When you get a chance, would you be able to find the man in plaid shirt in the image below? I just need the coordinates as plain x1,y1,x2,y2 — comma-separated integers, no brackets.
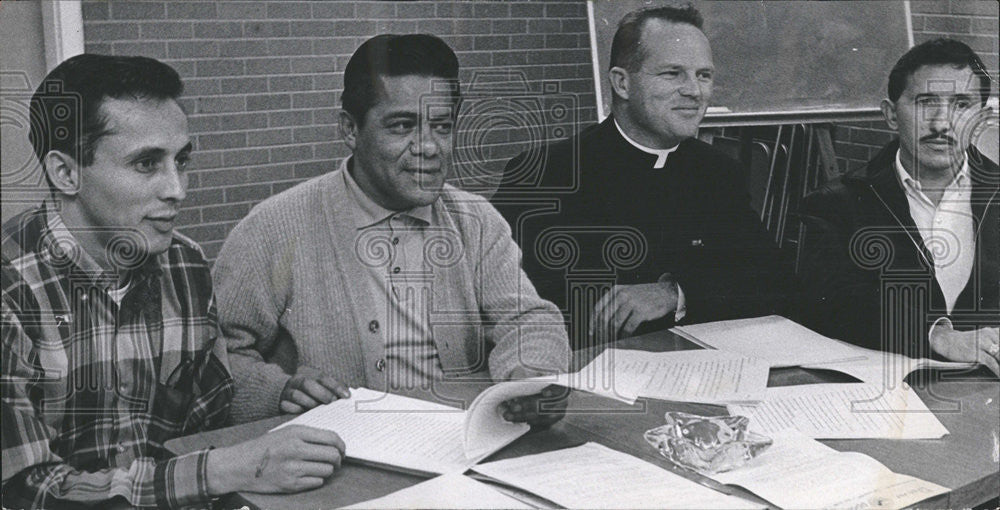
2,54,345,509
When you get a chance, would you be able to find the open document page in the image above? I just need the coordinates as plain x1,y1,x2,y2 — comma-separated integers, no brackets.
273,384,547,475
343,473,532,509
472,442,763,509
676,315,867,367
802,349,976,386
727,383,949,439
573,349,769,404
713,431,948,509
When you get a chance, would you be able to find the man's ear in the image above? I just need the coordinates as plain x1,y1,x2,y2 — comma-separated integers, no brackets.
339,110,359,151
880,99,898,130
43,150,81,195
608,67,630,101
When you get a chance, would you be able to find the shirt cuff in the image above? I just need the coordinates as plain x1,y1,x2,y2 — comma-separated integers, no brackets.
928,316,953,344
155,448,212,509
657,273,686,322
674,284,687,322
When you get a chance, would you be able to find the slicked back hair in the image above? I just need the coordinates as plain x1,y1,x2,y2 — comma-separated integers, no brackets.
610,4,704,73
888,38,992,106
342,33,460,126
29,54,184,191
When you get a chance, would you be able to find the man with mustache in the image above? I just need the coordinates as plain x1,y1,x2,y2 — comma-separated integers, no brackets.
213,34,570,425
2,54,345,509
798,39,999,374
496,5,787,347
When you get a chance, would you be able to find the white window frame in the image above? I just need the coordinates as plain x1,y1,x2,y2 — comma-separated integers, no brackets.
41,0,84,70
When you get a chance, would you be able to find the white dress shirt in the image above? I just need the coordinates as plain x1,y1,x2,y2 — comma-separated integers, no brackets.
894,150,975,315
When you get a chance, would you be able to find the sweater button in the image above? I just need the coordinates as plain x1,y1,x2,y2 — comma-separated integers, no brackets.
376,358,386,371
368,320,379,333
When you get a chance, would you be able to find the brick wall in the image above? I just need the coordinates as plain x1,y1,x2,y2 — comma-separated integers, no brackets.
833,0,999,174
79,1,997,257
81,0,598,259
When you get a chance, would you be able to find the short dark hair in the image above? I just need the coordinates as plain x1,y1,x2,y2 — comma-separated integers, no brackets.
610,4,704,73
29,54,183,187
888,38,992,106
341,34,460,125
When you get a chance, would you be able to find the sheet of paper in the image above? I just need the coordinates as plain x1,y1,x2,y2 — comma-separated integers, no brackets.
678,315,867,367
464,380,549,459
342,473,532,509
727,383,949,439
714,431,949,509
803,349,976,386
472,442,763,510
607,349,769,403
273,388,472,474
563,351,651,404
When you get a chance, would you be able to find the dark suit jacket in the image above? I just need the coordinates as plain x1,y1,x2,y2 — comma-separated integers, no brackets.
798,141,999,357
493,117,789,348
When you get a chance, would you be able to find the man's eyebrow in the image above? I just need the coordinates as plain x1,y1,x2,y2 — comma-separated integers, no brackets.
380,111,419,121
125,147,167,162
125,141,193,162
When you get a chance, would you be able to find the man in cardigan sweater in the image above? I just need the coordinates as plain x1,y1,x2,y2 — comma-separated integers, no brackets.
214,35,571,425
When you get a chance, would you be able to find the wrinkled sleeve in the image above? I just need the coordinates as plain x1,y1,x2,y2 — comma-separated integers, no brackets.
473,203,571,379
1,295,213,509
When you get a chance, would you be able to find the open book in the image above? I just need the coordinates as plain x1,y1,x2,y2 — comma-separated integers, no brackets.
272,382,550,475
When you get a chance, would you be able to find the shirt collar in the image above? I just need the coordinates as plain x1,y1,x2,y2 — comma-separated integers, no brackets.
894,149,970,200
614,118,679,169
341,157,433,230
41,198,161,287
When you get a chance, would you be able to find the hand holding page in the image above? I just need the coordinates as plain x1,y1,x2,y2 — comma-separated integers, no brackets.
472,442,763,509
273,385,547,475
727,383,949,439
713,431,948,509
342,473,532,509
464,380,551,459
678,315,866,367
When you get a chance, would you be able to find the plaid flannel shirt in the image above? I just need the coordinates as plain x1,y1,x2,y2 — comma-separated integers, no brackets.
2,203,233,509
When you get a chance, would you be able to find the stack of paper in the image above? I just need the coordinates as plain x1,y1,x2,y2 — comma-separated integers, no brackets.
343,473,532,509
676,315,866,367
273,383,550,475
472,442,763,509
727,383,949,439
713,431,948,509
569,349,769,404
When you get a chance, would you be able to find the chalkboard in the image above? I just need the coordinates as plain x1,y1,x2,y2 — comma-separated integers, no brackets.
588,1,913,126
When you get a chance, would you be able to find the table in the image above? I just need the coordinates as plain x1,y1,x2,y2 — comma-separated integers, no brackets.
166,329,1000,509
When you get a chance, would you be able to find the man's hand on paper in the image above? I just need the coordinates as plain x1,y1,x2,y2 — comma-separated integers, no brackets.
499,367,569,429
498,384,569,430
206,425,346,495
280,374,351,414
589,282,679,338
930,324,999,376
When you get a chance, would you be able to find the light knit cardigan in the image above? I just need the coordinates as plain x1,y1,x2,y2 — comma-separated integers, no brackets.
213,162,571,424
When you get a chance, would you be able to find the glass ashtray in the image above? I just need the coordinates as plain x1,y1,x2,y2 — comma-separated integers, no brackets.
643,412,772,474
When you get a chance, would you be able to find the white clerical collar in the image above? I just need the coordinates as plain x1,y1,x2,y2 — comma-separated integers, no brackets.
614,118,678,169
